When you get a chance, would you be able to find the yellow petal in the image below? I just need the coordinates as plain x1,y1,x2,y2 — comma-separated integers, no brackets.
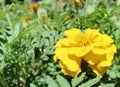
106,44,117,53
68,46,92,57
83,52,106,65
59,55,82,72
92,47,107,55
61,68,81,77
54,55,58,62
54,48,68,60
86,28,101,41
93,34,113,47
64,28,82,37
74,0,80,3
54,48,82,77
60,58,82,77
55,38,77,47
92,66,108,76
97,60,112,67
86,28,101,36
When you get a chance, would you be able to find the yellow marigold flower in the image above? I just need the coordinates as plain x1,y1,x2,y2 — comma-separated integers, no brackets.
74,0,83,3
28,3,39,11
54,28,116,77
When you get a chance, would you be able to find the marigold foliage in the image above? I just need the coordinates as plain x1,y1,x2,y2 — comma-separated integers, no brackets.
54,28,116,77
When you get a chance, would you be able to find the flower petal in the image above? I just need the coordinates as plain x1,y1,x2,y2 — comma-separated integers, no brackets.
54,48,68,60
55,38,77,47
83,52,106,65
93,34,113,47
68,46,93,57
60,57,82,77
54,48,82,77
91,66,108,76
92,47,107,55
64,28,82,37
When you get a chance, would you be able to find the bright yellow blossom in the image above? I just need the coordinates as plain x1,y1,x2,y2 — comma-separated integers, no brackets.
74,0,83,3
54,28,116,77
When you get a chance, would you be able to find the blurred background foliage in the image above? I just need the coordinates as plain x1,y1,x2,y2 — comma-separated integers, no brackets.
0,0,120,87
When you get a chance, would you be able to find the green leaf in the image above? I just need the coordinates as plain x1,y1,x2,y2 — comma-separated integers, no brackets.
57,75,71,87
78,76,101,87
46,75,59,87
71,72,85,87
30,83,37,87
86,5,95,14
98,83,115,87
14,23,20,37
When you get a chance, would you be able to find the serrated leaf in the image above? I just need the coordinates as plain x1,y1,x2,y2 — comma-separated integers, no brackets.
46,75,59,87
71,72,85,87
14,23,20,37
98,83,115,87
78,76,101,87
57,75,71,87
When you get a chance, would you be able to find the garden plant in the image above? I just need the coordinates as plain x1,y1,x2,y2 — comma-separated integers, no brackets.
0,0,120,87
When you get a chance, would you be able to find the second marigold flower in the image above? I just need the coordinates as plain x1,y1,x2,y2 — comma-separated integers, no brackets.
54,28,116,77
28,3,39,11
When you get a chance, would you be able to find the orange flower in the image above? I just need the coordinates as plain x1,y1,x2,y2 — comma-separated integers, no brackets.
43,17,48,23
22,16,31,22
66,15,71,21
22,16,32,28
28,3,39,11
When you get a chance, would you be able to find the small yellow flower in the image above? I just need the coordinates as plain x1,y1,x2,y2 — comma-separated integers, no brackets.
54,28,116,77
74,0,83,3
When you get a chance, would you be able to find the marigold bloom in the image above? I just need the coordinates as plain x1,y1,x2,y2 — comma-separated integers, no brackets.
22,16,31,22
54,28,116,77
28,3,39,11
22,16,32,28
66,15,71,21
74,0,84,3
43,17,48,23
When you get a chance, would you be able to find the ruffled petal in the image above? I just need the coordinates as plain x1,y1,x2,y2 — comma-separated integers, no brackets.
54,48,82,77
86,28,101,41
64,28,82,37
68,46,93,57
91,66,108,76
83,51,106,65
60,57,82,77
93,34,113,47
54,48,68,60
92,47,107,55
55,38,78,47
